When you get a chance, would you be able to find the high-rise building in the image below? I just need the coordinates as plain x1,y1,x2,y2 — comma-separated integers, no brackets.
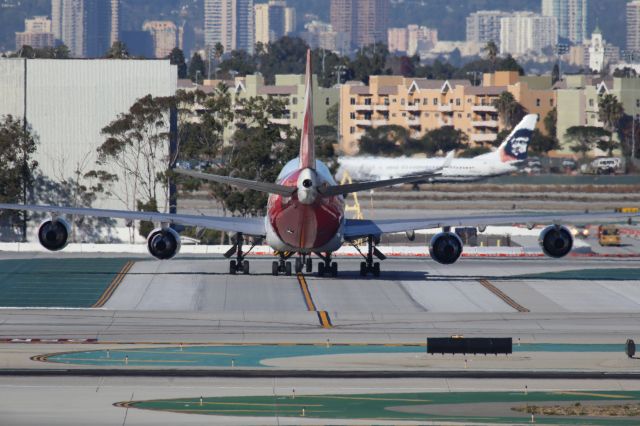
584,27,620,72
204,0,254,53
254,0,289,45
541,0,587,44
143,21,180,58
355,0,388,47
388,25,437,56
500,12,558,56
284,7,295,34
628,0,640,54
16,16,55,50
466,10,510,47
50,0,120,58
330,0,388,49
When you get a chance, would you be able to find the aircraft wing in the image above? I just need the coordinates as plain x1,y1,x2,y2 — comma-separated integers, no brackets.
343,211,639,239
0,203,266,236
175,169,295,196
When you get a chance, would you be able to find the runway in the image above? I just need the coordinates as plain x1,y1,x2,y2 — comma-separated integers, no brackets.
2,255,640,424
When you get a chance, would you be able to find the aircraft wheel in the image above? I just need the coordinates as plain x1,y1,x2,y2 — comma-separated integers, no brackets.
373,262,381,277
318,262,325,277
359,262,367,276
272,261,279,276
242,260,250,275
285,261,292,276
305,257,313,273
295,257,303,273
330,262,338,277
230,260,237,275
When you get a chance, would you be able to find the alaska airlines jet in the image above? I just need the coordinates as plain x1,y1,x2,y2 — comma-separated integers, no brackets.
337,114,536,184
0,51,636,277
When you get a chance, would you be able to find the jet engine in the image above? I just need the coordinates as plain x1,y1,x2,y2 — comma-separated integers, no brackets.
147,227,181,260
429,232,463,264
38,218,71,251
538,225,573,258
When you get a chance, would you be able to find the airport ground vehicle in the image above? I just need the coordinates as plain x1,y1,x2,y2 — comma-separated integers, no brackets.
588,157,623,175
598,225,621,246
0,50,638,277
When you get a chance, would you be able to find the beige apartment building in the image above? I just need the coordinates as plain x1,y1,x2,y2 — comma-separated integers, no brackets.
339,71,556,155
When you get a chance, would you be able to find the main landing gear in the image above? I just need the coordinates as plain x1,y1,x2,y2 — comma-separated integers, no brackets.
315,252,338,277
294,254,313,274
354,235,386,277
224,233,256,275
272,252,294,276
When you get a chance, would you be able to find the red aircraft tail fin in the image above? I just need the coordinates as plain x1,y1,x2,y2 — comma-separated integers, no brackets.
299,49,315,170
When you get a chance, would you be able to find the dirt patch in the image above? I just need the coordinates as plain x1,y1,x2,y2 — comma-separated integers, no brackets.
513,401,640,417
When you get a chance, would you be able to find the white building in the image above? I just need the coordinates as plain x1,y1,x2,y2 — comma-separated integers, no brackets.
204,0,255,53
627,0,640,54
142,21,180,58
0,59,177,215
15,16,55,50
254,0,291,45
542,0,587,44
388,25,437,56
586,27,621,73
466,10,510,48
500,12,558,57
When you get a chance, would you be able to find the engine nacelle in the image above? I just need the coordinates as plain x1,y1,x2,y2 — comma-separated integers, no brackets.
38,218,71,251
539,225,573,258
147,227,181,260
429,232,463,265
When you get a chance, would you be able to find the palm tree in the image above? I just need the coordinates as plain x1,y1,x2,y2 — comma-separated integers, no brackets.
483,41,498,71
493,91,526,129
598,94,624,155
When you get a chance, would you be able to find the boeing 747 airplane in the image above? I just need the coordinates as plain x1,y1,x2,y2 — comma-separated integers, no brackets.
0,51,637,277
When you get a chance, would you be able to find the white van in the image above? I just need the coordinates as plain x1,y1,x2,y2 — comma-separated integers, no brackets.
589,157,622,174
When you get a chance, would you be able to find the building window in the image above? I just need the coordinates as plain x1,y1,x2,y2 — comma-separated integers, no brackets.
589,99,594,107
435,113,439,117
424,113,430,117
392,98,397,103
350,112,356,119
458,113,462,118
325,97,330,105
415,99,421,104
433,98,438,105
401,99,406,105
402,112,406,117
365,98,372,105
467,113,471,118
550,99,554,106
536,98,541,107
292,97,298,105
384,98,390,105
468,98,472,103
423,98,428,104
350,127,355,134
292,112,297,119
456,98,461,106
350,98,356,105
637,99,640,108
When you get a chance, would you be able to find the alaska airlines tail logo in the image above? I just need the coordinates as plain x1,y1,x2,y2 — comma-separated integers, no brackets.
499,128,532,163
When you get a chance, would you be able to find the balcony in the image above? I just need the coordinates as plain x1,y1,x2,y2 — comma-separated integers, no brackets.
355,104,373,111
438,118,451,126
471,133,498,143
354,119,372,126
374,104,389,111
372,119,388,126
438,104,452,112
406,117,421,127
472,104,497,112
406,104,420,111
269,117,290,125
472,120,499,128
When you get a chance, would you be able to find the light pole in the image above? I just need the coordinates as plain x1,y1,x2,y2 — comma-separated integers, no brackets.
334,65,347,149
633,114,638,161
555,43,569,81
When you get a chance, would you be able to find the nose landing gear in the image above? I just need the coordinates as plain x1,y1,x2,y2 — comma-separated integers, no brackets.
272,252,294,276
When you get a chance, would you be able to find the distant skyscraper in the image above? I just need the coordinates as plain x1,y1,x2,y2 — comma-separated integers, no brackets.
254,0,288,45
49,0,120,57
466,10,510,47
204,0,254,53
541,0,586,44
284,7,295,34
143,21,179,58
330,0,387,49
500,12,558,56
388,25,437,56
16,16,55,50
628,0,640,54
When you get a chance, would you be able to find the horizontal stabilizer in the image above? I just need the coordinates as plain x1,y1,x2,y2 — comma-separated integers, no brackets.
319,171,441,197
175,169,296,196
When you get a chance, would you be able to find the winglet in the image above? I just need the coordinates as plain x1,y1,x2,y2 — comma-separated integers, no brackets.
299,49,315,170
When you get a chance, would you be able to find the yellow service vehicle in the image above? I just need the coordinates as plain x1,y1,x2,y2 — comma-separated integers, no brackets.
598,225,621,246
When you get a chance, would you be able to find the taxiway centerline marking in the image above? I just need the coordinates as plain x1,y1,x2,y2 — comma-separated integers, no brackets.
296,273,333,328
478,279,529,313
92,260,135,308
